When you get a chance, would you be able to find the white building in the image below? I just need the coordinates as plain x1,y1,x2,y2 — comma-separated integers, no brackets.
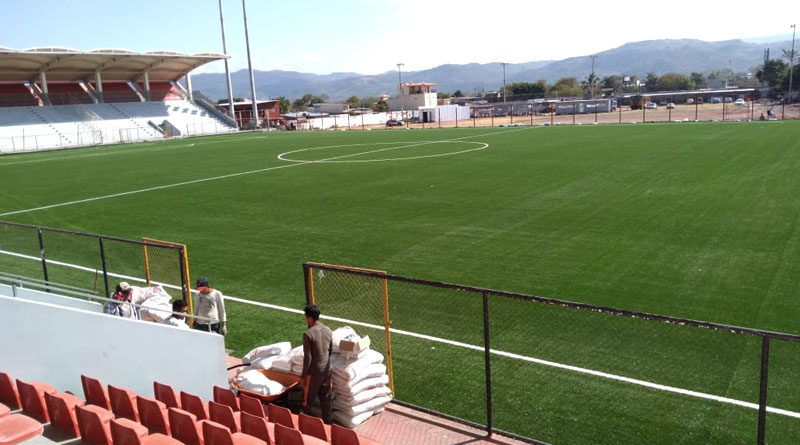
387,82,438,111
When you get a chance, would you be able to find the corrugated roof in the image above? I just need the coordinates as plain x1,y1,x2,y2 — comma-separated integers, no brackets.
0,47,227,83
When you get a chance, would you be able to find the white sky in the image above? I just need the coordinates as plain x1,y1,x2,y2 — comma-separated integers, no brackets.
1,0,797,75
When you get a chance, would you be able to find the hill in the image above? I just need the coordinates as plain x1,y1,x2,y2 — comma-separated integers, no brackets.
190,38,793,101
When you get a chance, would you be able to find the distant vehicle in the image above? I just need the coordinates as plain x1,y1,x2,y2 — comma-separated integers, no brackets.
407,116,420,123
686,98,695,104
666,102,675,109
724,97,733,103
734,98,746,107
386,119,403,127
493,109,508,117
709,97,722,104
645,102,658,109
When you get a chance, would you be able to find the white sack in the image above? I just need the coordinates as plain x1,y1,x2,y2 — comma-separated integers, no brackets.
243,342,292,363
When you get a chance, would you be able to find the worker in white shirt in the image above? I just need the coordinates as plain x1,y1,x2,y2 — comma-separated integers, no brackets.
163,299,190,329
192,277,227,335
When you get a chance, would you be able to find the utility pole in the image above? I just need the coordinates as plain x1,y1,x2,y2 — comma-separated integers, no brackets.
397,63,404,121
589,55,598,98
789,24,796,104
217,0,235,123
501,62,508,103
242,0,260,128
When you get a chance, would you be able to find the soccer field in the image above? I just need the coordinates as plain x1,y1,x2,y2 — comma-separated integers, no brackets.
2,122,800,443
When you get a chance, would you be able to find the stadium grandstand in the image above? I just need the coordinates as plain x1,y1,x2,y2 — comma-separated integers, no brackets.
0,47,238,153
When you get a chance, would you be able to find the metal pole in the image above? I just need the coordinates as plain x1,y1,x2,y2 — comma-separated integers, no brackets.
218,0,236,122
99,238,109,298
757,336,770,445
178,246,189,301
397,63,404,121
695,99,699,121
242,0,259,128
482,292,493,436
303,264,312,305
37,228,49,288
788,24,796,105
573,104,576,125
501,62,507,104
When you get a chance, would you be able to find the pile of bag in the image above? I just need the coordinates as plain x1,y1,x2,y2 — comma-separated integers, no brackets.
232,369,285,396
329,327,392,428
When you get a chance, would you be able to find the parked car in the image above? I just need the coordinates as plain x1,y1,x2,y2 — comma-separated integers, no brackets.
666,102,675,109
709,97,722,104
645,102,658,109
734,98,746,107
686,98,694,104
386,119,403,127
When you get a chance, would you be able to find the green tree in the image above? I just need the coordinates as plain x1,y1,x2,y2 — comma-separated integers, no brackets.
756,59,788,90
275,96,290,114
437,92,451,99
452,90,464,98
504,81,546,98
707,68,734,81
690,72,707,89
551,77,582,97
345,95,361,109
216,97,244,104
601,75,622,92
656,73,694,91
644,72,659,91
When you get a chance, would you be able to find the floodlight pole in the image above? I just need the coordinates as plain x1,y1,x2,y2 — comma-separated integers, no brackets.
501,62,508,103
789,24,796,105
218,0,236,123
397,63,404,121
242,0,259,128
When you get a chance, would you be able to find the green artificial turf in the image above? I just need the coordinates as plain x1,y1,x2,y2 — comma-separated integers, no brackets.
2,122,800,443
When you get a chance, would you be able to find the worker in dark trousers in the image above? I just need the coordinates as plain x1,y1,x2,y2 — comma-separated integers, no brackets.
300,304,333,423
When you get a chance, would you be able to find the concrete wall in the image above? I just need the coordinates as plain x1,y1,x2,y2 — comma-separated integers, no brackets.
0,284,102,312
0,295,227,400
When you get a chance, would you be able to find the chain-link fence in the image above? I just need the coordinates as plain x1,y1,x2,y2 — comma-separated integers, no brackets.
0,220,188,301
303,262,800,444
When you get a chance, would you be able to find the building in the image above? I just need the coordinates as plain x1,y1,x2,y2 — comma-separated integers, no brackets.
387,82,438,111
217,99,280,128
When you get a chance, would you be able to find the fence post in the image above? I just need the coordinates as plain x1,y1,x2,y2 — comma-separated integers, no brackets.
530,104,533,126
668,106,672,122
439,109,442,128
491,107,494,127
510,104,514,124
303,263,314,305
347,113,351,130
757,336,770,445
695,99,699,121
595,100,598,123
619,100,622,123
551,108,554,125
482,292,493,436
98,238,109,298
473,108,476,128
722,101,725,122
572,104,576,125
37,228,49,288
643,104,646,123
178,246,189,302
782,103,785,120
751,101,754,121
361,112,365,130
455,107,458,128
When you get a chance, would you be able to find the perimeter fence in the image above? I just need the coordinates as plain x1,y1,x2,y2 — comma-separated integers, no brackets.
0,220,189,301
304,262,800,444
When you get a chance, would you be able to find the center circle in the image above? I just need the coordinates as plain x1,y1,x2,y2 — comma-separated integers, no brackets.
277,141,489,163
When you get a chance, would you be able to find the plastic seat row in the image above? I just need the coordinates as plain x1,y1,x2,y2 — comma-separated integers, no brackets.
2,372,375,445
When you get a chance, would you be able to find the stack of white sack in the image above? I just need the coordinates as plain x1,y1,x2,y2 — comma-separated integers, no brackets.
328,327,392,428
233,369,285,396
242,342,292,370
271,346,304,375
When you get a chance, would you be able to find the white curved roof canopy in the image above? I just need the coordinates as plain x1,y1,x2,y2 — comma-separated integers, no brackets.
0,47,228,82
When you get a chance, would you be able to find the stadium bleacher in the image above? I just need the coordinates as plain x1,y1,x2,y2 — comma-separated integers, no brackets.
47,83,95,105
0,84,38,107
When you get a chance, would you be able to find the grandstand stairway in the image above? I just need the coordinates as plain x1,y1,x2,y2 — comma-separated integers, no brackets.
27,107,71,146
107,103,161,139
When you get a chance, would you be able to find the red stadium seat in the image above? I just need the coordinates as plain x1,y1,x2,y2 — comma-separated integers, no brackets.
180,392,209,421
209,401,241,433
0,404,9,419
167,408,203,445
0,413,44,445
153,382,180,409
15,379,56,422
213,386,240,412
76,404,115,445
297,413,329,442
238,395,266,418
137,396,170,435
108,385,140,422
112,417,183,445
201,420,265,445
0,373,20,410
239,412,274,445
266,404,297,429
82,375,111,410
273,423,327,445
44,391,84,437
330,424,380,445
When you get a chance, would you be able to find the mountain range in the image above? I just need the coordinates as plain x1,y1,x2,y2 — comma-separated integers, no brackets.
190,38,794,101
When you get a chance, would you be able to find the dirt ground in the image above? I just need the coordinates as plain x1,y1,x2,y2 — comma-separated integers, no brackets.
339,101,800,132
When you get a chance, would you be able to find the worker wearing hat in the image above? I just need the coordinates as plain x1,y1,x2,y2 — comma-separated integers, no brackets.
192,277,227,335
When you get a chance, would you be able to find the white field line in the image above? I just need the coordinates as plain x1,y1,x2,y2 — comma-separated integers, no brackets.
0,128,526,218
3,248,794,419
